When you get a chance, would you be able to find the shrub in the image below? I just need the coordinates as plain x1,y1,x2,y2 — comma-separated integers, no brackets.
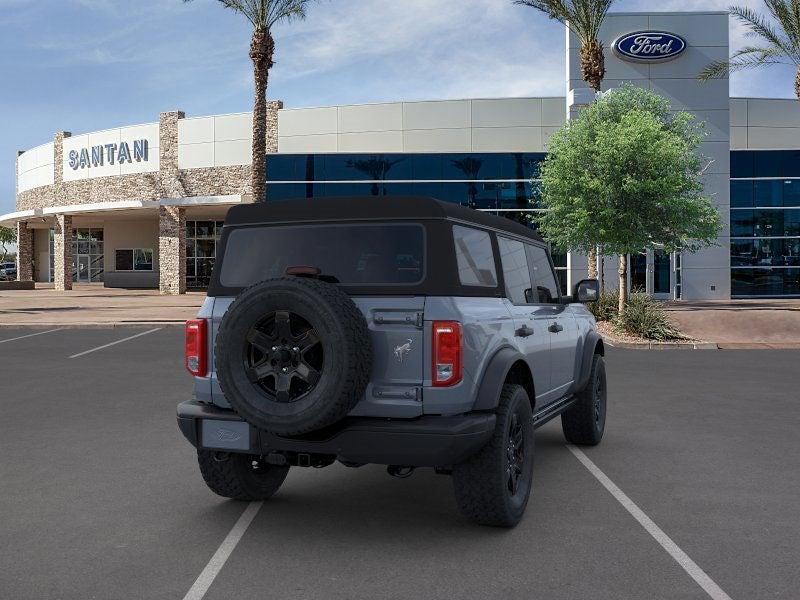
588,291,620,322
615,293,684,341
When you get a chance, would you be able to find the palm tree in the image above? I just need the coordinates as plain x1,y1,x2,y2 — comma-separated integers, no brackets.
699,2,800,101
184,1,314,202
514,0,616,280
514,0,615,92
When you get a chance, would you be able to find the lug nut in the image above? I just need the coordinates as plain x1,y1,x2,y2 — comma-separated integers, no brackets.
271,346,278,352
292,347,299,352
282,367,289,373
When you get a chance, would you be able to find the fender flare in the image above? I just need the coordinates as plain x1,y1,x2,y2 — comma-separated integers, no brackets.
573,331,604,394
473,347,530,412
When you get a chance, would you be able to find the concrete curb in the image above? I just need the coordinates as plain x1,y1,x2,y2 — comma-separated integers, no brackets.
0,321,185,329
603,338,719,350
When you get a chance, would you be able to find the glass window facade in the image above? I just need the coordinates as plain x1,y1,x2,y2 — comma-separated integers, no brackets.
186,220,224,289
72,228,104,283
265,153,545,211
731,150,800,297
114,248,153,272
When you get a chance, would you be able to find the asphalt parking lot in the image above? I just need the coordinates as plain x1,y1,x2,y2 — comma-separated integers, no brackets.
1,327,799,600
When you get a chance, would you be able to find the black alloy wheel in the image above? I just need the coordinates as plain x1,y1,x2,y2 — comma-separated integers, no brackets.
561,353,607,446
244,310,323,403
452,384,535,527
215,277,372,435
506,412,526,496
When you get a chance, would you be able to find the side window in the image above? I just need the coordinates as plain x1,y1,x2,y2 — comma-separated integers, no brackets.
498,236,533,304
525,244,560,304
453,225,498,287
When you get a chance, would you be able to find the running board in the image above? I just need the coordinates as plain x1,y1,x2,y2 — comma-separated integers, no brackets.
532,396,576,429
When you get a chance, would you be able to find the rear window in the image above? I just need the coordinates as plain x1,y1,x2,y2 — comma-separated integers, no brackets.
218,223,425,288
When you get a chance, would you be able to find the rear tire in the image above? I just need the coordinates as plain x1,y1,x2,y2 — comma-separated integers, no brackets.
452,384,534,527
561,354,606,446
197,450,289,501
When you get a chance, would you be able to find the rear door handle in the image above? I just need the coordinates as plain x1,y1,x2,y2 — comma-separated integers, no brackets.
548,322,564,333
515,325,534,338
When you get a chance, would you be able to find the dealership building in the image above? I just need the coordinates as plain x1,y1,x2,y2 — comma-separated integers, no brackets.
4,10,800,299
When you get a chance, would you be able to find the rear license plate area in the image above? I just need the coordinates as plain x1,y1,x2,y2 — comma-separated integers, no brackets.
201,420,251,451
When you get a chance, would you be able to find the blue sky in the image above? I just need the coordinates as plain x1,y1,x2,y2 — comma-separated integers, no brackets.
1,0,797,215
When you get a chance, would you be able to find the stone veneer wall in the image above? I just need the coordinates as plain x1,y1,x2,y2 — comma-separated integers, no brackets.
181,165,252,198
53,214,73,291
15,221,33,281
158,206,186,295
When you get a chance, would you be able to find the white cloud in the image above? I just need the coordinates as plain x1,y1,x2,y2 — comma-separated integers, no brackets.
268,0,566,102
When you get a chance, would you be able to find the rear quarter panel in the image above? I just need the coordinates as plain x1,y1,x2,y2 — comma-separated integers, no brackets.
422,296,517,415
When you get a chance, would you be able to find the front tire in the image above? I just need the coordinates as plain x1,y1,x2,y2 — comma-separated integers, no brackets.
561,354,606,446
197,450,289,501
452,384,534,527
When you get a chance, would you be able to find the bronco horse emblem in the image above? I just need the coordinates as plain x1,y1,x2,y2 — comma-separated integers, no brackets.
394,338,413,363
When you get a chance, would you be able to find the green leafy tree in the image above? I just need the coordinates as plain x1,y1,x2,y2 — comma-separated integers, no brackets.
535,85,722,313
0,226,15,263
699,2,800,100
184,0,315,202
514,0,616,279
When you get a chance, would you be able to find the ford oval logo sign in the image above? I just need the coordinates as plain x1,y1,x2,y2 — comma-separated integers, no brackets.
613,31,687,62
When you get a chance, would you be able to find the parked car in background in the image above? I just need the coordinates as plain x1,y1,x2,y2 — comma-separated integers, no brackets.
0,262,16,281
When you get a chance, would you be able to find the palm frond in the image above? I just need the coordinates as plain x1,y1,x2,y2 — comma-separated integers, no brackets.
187,0,311,30
730,5,800,64
764,0,800,46
699,46,789,80
515,0,616,43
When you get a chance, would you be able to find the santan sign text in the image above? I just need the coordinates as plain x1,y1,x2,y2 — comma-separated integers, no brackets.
68,139,149,170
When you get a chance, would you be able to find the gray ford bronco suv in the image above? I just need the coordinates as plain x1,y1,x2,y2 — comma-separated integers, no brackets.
177,197,606,527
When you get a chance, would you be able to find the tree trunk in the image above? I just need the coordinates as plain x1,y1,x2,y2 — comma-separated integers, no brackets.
796,67,800,102
250,29,275,203
580,40,605,92
598,246,605,292
618,254,628,314
581,40,603,278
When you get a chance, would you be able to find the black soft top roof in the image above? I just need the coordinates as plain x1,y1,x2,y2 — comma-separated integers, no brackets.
224,196,544,243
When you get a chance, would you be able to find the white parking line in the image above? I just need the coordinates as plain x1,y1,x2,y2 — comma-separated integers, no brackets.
68,328,162,359
182,501,263,600
568,445,733,600
0,329,63,344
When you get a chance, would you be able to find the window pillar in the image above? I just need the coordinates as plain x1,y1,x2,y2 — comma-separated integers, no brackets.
53,214,73,291
16,221,34,282
159,205,186,295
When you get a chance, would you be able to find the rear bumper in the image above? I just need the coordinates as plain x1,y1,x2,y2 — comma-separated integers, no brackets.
177,400,496,467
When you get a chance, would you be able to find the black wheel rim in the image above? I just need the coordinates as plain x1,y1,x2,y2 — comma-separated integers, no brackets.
244,310,323,403
506,413,525,496
594,368,606,427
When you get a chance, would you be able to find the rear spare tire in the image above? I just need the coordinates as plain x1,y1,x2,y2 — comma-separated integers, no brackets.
215,277,372,435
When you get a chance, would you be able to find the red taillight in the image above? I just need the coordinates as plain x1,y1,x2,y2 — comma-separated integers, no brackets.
432,321,462,387
185,319,208,377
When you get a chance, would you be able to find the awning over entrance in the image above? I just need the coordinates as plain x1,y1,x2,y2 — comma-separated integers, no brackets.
0,195,242,227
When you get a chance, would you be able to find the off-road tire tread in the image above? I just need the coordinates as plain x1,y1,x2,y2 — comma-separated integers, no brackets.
216,277,372,435
561,354,605,446
197,450,289,501
452,384,533,527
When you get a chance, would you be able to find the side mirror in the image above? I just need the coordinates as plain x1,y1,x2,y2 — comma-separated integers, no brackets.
574,279,599,303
